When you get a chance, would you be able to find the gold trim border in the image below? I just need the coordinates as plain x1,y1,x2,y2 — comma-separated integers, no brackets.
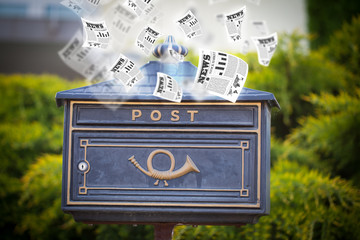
67,101,261,208
78,140,250,198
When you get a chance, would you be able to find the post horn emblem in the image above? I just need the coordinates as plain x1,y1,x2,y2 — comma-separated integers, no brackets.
128,149,200,186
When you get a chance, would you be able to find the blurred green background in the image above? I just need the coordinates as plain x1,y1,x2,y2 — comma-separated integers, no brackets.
1,1,360,239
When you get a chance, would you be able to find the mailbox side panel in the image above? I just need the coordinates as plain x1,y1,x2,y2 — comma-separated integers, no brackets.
261,102,271,215
61,100,71,212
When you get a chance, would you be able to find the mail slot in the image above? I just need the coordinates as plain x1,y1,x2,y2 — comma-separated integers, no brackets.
56,44,279,225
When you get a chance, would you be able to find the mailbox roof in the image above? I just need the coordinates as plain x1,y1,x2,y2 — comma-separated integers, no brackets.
56,61,280,109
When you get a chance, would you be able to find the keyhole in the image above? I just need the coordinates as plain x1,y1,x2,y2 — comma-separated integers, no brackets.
78,161,88,172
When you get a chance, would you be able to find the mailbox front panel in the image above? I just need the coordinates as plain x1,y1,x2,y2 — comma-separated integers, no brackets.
62,101,269,223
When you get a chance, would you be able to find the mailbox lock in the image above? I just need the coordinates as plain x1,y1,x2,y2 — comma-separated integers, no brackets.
78,161,88,172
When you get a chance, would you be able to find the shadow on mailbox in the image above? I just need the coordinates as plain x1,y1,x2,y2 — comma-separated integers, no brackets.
56,37,280,227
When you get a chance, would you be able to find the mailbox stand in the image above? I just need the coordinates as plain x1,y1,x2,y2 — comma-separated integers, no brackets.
56,37,279,239
154,224,175,240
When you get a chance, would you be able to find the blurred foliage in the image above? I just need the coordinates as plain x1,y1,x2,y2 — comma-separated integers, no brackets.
0,74,83,176
244,32,350,138
0,74,84,239
174,160,360,240
322,15,360,86
0,74,156,239
306,0,360,49
289,90,360,185
18,154,96,240
270,137,328,172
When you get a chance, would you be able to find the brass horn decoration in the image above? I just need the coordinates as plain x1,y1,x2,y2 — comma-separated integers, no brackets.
128,149,200,186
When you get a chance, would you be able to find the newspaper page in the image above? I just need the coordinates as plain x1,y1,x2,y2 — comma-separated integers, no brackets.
88,64,114,84
153,72,182,102
60,0,89,16
60,0,100,17
159,48,184,63
209,0,228,5
106,3,137,42
143,2,162,24
215,13,225,25
168,48,184,62
246,0,261,5
58,30,108,81
126,0,154,17
110,54,143,91
225,6,246,42
241,39,250,55
252,20,269,36
252,32,278,66
136,26,161,55
176,10,203,39
81,18,111,49
194,49,248,103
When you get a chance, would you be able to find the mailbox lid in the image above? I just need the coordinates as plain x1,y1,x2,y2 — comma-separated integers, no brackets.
55,61,280,109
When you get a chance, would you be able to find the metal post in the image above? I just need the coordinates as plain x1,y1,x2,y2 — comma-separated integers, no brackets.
153,223,175,240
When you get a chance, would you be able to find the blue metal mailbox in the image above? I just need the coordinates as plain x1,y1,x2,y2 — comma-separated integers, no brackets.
56,45,279,225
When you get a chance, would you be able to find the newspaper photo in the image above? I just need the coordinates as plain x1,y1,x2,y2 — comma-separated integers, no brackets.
126,0,154,17
153,72,182,103
225,6,246,42
252,32,278,66
194,49,248,103
176,10,203,39
252,20,269,36
81,18,111,49
58,30,109,81
106,3,137,42
110,54,143,91
136,26,161,55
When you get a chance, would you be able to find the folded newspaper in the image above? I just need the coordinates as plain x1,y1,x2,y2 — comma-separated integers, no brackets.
110,54,143,92
225,6,246,42
136,26,161,55
252,32,278,66
194,49,248,103
81,18,111,49
176,10,203,39
153,72,182,102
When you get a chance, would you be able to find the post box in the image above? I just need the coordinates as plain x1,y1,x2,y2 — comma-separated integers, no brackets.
56,39,279,225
